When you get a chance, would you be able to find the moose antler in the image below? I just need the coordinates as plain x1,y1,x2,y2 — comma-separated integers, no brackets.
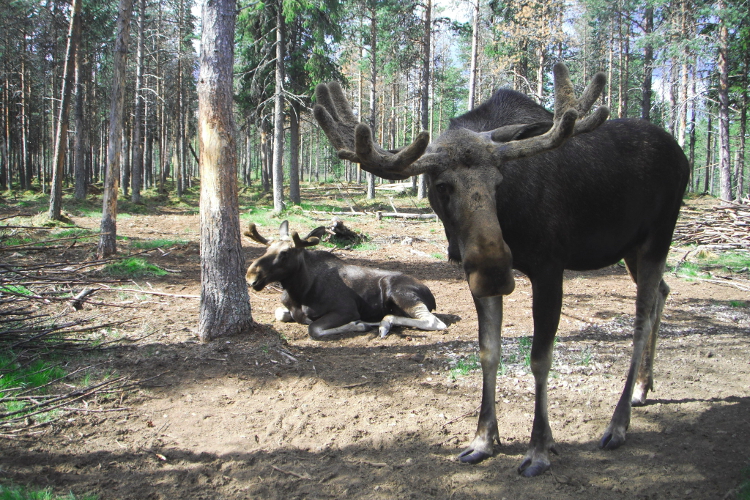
313,82,430,180
488,63,609,162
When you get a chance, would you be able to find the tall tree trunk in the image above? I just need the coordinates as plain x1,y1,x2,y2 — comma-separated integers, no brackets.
417,0,431,200
197,0,253,342
49,0,82,220
367,5,377,199
289,100,301,205
131,0,146,203
736,56,747,202
20,44,29,190
468,0,479,110
98,0,135,257
641,6,653,121
717,0,732,202
73,20,87,200
272,0,286,212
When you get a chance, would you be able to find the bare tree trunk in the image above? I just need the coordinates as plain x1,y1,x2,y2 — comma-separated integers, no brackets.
641,6,653,121
49,0,82,220
467,0,479,110
289,100,301,205
131,0,146,203
717,0,732,202
98,0,135,257
418,0,431,200
272,0,285,212
736,56,748,202
20,44,29,189
197,0,253,342
367,5,377,199
73,21,87,200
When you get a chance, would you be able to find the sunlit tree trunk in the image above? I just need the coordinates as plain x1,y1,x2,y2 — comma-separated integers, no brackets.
49,0,82,220
467,0,479,110
272,0,285,212
717,0,732,202
131,0,146,204
641,6,653,121
98,0,135,257
417,0,431,200
197,0,253,341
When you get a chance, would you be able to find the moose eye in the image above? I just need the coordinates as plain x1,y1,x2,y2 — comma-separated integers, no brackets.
434,183,450,196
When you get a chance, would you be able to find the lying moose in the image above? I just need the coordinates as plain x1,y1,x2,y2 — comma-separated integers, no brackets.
244,221,447,338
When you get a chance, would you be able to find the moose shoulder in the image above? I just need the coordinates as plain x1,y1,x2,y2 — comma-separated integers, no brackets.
314,63,689,477
245,221,446,339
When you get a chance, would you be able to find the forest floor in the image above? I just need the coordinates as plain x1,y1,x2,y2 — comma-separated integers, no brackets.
1,187,749,500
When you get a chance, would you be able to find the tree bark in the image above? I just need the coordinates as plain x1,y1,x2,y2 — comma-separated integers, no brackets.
131,0,146,204
641,6,653,121
272,0,286,212
417,0,431,200
289,100,301,205
717,0,732,202
467,0,479,110
98,0,135,257
49,0,82,220
73,20,87,200
197,0,253,342
367,5,377,199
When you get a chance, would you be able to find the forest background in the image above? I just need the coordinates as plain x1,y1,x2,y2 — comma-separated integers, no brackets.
1,0,749,216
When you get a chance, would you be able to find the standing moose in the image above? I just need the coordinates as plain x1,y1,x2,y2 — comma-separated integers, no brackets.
313,63,689,476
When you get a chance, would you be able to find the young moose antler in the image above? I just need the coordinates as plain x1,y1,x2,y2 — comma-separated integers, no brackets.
313,63,609,179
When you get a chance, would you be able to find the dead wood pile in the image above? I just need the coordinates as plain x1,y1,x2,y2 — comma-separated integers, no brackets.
673,202,750,249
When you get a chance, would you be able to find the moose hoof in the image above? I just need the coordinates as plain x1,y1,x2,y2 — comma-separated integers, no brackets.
458,448,491,464
517,457,551,477
599,429,626,450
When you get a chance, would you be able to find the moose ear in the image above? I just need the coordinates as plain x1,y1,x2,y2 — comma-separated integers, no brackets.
490,122,554,143
279,220,290,239
292,232,320,248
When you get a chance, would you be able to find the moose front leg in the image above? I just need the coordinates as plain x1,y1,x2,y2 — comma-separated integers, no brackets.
518,272,563,477
458,295,503,464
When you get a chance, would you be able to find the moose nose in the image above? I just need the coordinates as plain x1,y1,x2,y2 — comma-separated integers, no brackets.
463,241,515,298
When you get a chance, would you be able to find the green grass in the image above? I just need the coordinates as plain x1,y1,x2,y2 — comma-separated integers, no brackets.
0,483,97,500
449,354,480,381
674,261,710,280
518,336,533,367
430,252,446,260
578,346,593,366
0,354,65,419
102,257,167,277
0,285,34,296
729,300,749,308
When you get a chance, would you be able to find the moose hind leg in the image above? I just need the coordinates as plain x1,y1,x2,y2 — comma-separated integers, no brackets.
308,312,372,339
601,255,666,450
378,303,447,338
632,278,669,406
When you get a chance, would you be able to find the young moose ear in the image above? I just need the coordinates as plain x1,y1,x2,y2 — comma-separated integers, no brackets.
306,226,327,241
279,220,290,239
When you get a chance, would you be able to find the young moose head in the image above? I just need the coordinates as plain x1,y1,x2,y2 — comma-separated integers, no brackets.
244,221,325,291
313,63,609,298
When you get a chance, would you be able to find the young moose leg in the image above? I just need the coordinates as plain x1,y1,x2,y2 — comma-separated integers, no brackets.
518,272,563,477
378,303,447,338
600,255,666,450
458,295,503,464
308,311,371,339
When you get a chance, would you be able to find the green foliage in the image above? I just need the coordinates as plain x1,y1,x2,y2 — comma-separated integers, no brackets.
0,484,97,500
0,285,34,297
449,354,480,381
518,336,533,367
102,258,167,278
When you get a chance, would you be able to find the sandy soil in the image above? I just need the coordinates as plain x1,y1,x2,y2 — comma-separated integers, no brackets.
1,199,749,500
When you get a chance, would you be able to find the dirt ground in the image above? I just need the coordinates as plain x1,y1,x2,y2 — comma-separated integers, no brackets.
1,196,749,500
